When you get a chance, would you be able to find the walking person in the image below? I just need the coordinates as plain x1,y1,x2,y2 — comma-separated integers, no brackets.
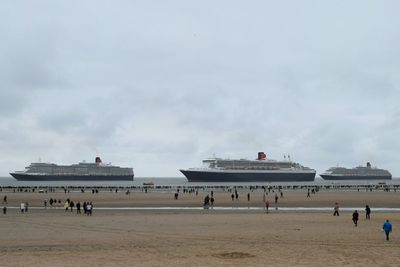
265,201,269,214
352,210,359,226
382,220,392,241
333,202,339,216
365,205,371,220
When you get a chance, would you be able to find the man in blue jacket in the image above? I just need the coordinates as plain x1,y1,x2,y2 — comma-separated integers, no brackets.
383,220,392,241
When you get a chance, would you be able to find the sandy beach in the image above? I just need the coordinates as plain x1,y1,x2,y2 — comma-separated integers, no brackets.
1,188,399,266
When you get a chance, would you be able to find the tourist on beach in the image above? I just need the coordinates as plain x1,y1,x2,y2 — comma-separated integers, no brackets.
3,195,7,204
307,189,310,198
87,202,93,216
352,210,359,226
265,201,269,214
365,205,371,220
333,202,339,216
382,220,392,241
20,202,25,213
64,201,69,211
231,193,234,201
3,206,6,214
274,194,278,204
210,197,214,208
247,193,250,202
83,202,87,214
44,199,47,209
69,201,74,212
174,192,179,200
76,202,81,214
25,202,28,212
203,195,210,208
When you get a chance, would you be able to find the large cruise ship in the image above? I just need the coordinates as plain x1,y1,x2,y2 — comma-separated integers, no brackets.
320,162,392,180
180,152,316,182
10,157,134,181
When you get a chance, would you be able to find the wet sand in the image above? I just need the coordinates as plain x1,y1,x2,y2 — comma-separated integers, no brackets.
1,189,400,266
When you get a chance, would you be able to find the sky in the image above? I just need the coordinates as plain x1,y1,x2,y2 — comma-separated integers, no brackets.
1,1,400,177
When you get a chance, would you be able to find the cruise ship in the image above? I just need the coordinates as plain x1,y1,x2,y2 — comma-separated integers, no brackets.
10,157,134,181
320,162,392,180
180,152,316,182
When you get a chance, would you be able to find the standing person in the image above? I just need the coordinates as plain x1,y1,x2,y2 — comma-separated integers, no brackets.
333,202,339,216
307,189,310,198
24,202,28,212
382,220,392,241
265,201,269,214
44,199,47,209
76,202,81,214
20,202,25,213
231,193,234,201
274,194,278,204
210,196,214,208
352,210,359,226
365,205,371,220
3,195,7,204
247,193,250,202
69,201,74,212
3,206,6,215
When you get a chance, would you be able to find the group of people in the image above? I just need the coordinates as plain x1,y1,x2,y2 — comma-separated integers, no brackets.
334,202,393,241
62,199,93,215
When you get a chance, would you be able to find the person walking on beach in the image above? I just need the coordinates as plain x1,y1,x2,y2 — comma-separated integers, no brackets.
64,201,69,211
333,202,339,216
383,220,392,241
274,194,278,204
3,195,7,204
307,189,310,198
210,196,214,208
265,201,269,214
231,193,234,201
352,210,359,226
20,202,25,213
365,205,371,220
44,199,47,209
247,193,250,202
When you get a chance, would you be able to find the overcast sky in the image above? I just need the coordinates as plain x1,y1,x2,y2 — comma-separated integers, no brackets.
1,1,400,177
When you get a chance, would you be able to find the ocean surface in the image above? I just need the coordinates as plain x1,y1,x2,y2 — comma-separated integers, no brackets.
1,176,400,187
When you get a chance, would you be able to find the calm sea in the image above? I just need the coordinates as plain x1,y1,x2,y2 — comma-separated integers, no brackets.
0,176,399,187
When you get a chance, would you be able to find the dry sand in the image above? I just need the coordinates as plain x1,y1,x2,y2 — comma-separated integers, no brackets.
0,189,399,266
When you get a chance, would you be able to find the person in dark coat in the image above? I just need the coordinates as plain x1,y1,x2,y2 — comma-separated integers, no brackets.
365,205,371,220
352,210,359,226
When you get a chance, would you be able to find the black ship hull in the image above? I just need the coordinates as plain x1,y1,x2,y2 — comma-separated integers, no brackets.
10,173,134,181
180,170,316,182
320,175,392,180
